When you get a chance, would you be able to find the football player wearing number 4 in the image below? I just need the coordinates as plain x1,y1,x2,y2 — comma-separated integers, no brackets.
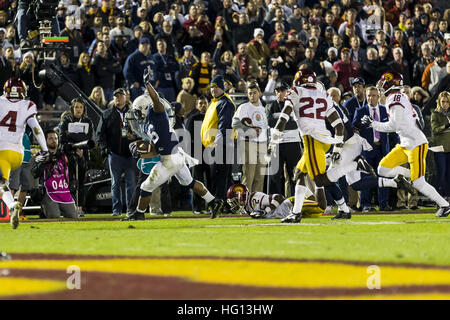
361,71,450,218
0,78,49,229
269,69,364,223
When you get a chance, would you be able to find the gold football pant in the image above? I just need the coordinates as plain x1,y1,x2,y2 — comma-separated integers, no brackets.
379,143,428,181
296,135,331,180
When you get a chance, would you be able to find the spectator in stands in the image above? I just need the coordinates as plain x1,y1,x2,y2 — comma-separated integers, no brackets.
422,52,447,96
233,42,260,80
353,86,392,212
60,15,86,64
247,28,271,67
96,88,136,217
176,77,197,118
431,91,450,201
362,47,387,86
189,51,214,96
60,98,94,217
155,20,179,58
349,35,365,68
0,44,12,93
109,14,133,41
333,47,360,93
89,86,108,110
92,40,122,103
410,86,430,111
298,47,324,77
75,52,95,96
265,81,301,197
19,51,41,108
388,47,411,86
123,37,154,100
412,42,434,86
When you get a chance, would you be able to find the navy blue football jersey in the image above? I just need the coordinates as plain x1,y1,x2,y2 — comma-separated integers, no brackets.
145,107,179,155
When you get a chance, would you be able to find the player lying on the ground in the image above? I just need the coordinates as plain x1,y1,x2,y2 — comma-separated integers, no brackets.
123,67,224,221
0,78,49,229
361,71,450,218
225,183,324,219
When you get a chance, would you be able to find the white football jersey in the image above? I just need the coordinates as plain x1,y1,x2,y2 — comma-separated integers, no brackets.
245,192,270,213
0,97,37,154
384,92,428,149
287,86,339,144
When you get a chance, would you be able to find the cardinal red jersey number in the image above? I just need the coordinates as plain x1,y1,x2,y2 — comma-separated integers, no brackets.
299,97,327,120
0,111,18,132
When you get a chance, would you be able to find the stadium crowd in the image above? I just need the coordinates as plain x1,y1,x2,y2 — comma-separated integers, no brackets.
1,0,450,218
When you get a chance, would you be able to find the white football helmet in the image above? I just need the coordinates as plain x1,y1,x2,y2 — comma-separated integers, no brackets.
130,92,175,127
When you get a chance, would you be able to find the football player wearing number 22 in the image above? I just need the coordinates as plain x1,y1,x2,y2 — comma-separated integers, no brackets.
0,78,49,229
269,69,353,223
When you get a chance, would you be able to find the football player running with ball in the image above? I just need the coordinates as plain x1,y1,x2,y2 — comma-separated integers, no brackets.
125,67,224,220
0,78,49,229
361,71,450,217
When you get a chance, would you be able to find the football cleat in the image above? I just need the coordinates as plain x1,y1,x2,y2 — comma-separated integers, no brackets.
356,156,376,177
10,202,22,229
394,174,415,195
281,212,302,223
331,210,351,219
209,198,224,219
121,211,145,221
435,206,450,218
249,211,266,219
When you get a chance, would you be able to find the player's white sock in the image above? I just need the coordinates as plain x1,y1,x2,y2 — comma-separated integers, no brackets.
378,165,410,178
293,185,307,214
2,191,15,210
378,177,397,188
202,191,215,204
335,197,350,213
412,177,449,208
327,162,358,182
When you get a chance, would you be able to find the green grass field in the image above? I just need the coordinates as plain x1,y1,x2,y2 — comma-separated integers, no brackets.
2,211,449,265
1,211,450,300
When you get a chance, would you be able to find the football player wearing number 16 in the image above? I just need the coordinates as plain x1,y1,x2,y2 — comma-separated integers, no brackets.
269,69,355,223
361,71,450,218
125,67,225,221
0,78,49,229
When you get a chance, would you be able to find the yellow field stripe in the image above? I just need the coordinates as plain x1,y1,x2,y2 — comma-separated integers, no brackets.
0,277,66,297
254,293,450,300
3,259,450,289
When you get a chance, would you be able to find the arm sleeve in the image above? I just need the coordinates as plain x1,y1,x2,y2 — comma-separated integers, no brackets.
27,116,48,152
371,105,402,133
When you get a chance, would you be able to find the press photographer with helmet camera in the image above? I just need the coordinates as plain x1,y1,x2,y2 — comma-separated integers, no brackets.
31,130,78,219
59,97,95,217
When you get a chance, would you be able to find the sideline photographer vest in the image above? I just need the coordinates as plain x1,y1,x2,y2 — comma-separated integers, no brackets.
44,156,75,204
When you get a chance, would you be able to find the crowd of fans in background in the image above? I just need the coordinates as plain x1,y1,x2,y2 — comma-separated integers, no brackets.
2,0,450,216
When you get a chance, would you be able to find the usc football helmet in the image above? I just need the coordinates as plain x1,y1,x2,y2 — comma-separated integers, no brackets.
378,71,404,94
226,183,249,215
3,77,27,99
293,69,317,86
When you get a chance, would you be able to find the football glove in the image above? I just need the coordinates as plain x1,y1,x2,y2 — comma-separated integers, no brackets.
361,115,374,128
143,66,153,86
331,144,343,164
35,151,49,163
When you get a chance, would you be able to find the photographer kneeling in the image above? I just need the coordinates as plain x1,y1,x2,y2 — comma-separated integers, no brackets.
59,98,94,217
32,130,78,219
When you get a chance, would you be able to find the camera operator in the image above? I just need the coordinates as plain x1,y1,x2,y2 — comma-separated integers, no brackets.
59,97,94,217
16,0,61,49
32,130,78,219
